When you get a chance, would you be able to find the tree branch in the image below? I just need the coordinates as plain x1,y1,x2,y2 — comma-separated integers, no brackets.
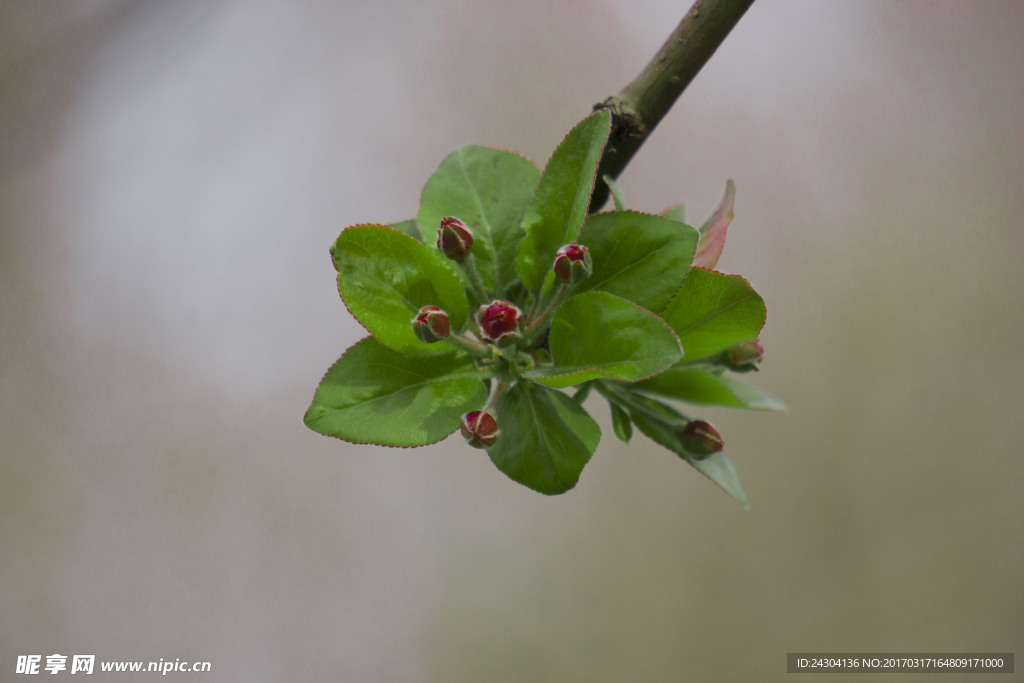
590,0,756,211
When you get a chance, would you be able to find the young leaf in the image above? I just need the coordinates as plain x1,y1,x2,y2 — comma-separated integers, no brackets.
663,203,686,223
636,365,787,411
333,224,468,356
603,174,628,211
526,291,683,389
601,385,690,453
516,111,611,292
417,145,540,296
575,210,699,312
660,268,765,362
486,380,601,495
304,337,487,447
598,383,748,505
389,219,421,242
689,453,749,507
610,402,633,442
692,180,735,269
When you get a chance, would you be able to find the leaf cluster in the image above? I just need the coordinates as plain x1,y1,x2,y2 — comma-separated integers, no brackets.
305,111,781,502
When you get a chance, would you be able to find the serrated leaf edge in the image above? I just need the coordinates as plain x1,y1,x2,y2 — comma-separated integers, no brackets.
303,336,486,449
333,223,467,358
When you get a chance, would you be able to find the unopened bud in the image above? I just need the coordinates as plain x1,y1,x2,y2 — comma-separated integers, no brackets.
725,340,763,372
437,216,474,261
679,420,724,459
553,242,593,284
460,411,499,448
412,305,450,343
476,300,524,345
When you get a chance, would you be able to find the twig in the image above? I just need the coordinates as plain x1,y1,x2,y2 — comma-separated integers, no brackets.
590,0,756,211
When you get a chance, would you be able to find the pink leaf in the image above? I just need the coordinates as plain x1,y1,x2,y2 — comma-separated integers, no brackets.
692,180,735,269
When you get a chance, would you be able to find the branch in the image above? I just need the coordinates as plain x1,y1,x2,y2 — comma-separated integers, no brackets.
590,0,756,211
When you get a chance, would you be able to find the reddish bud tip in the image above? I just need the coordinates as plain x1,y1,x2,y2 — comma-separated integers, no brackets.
679,420,724,459
437,216,474,261
476,300,524,344
725,340,763,372
412,305,450,343
553,242,593,284
460,411,499,448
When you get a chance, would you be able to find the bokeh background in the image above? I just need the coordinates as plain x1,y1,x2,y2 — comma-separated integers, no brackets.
3,1,1022,680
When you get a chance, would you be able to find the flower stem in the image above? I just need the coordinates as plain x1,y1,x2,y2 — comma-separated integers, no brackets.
524,283,569,342
462,254,489,305
482,376,507,413
446,330,488,355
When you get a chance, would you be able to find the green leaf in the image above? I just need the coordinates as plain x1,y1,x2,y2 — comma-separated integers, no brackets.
333,224,469,356
597,383,748,505
602,387,749,505
663,203,686,223
636,365,786,411
390,219,421,241
516,111,611,292
304,337,487,447
660,268,765,361
572,382,592,404
487,381,601,495
610,402,633,442
417,145,540,296
604,387,689,453
576,210,699,312
688,452,749,507
603,174,627,211
526,291,683,388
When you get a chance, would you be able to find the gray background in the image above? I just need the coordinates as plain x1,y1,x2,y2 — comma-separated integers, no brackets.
2,1,1022,680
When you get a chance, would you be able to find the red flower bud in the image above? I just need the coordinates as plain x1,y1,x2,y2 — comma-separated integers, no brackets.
553,242,593,284
460,411,499,448
437,216,474,261
412,305,450,343
725,340,763,373
476,300,524,344
679,420,724,459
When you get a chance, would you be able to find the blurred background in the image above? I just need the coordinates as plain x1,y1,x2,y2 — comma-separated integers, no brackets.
2,1,1022,680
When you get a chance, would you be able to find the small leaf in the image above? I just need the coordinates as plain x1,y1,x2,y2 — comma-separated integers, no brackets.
516,111,612,292
527,291,683,388
660,268,765,362
417,145,540,296
576,210,699,312
333,224,468,356
636,365,786,411
605,387,690,454
390,219,421,242
487,381,601,495
572,382,592,404
597,383,748,505
603,174,627,211
688,452,749,507
610,402,633,442
304,337,487,447
692,180,735,269
663,203,686,223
